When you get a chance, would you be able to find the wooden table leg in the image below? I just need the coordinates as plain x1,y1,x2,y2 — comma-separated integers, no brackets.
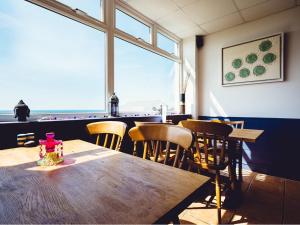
228,140,237,190
223,141,244,209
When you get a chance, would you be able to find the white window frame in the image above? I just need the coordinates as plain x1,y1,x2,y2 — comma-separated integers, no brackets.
115,5,153,45
156,29,180,57
3,0,183,120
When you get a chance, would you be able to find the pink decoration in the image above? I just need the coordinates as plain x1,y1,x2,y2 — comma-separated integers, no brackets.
38,132,63,166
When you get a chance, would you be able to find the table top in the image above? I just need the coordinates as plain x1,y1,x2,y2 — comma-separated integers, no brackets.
0,140,209,224
229,128,264,143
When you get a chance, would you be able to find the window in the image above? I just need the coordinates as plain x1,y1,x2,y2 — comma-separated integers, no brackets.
0,0,105,113
157,32,178,56
115,9,151,43
115,38,179,112
57,0,104,21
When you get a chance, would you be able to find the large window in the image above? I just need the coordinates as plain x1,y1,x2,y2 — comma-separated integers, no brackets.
115,38,179,112
0,0,181,119
0,0,105,114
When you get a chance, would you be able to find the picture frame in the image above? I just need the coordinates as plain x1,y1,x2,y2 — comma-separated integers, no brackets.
222,33,284,86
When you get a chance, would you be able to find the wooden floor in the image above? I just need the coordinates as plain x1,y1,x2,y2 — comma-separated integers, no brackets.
179,170,300,224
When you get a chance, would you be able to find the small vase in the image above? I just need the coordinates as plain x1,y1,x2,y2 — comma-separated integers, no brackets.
179,93,185,114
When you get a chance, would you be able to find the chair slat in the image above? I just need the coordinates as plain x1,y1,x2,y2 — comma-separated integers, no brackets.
173,145,181,167
163,141,171,165
143,141,148,159
133,141,137,156
96,134,100,146
115,136,121,151
154,141,160,162
103,134,108,148
110,134,115,149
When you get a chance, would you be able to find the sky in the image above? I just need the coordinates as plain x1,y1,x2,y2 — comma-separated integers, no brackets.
0,0,178,113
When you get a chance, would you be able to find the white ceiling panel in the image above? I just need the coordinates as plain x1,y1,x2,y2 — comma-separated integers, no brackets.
172,0,199,8
176,25,207,38
234,0,268,10
200,12,244,33
182,0,237,25
124,0,178,20
157,9,198,34
123,0,298,38
240,0,295,21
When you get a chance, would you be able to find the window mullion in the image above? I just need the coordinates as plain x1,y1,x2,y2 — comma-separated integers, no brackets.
106,0,115,112
152,24,157,48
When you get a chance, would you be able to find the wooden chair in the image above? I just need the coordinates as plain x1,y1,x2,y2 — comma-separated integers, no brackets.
86,121,127,151
179,120,233,224
211,120,245,181
128,124,193,168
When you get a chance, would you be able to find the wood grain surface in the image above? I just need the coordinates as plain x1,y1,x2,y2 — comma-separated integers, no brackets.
229,128,264,143
0,140,209,224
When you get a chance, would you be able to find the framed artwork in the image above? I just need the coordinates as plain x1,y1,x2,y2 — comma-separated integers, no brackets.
222,33,284,86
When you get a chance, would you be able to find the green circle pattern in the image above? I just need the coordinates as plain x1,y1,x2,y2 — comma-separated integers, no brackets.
253,65,266,76
246,53,258,64
225,72,235,81
239,68,250,78
259,40,272,52
263,53,276,64
232,58,242,69
226,39,276,80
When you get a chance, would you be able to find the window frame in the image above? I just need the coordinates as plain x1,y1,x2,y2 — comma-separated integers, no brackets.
157,29,180,57
115,6,152,45
1,0,183,120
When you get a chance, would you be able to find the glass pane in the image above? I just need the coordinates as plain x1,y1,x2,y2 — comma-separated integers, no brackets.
115,38,179,112
0,0,105,114
157,32,178,56
115,9,150,43
57,0,103,21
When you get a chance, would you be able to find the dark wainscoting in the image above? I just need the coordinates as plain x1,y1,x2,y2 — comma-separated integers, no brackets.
199,116,300,181
0,114,192,155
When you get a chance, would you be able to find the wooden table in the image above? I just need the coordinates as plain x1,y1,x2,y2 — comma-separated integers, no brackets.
229,128,264,143
0,140,209,224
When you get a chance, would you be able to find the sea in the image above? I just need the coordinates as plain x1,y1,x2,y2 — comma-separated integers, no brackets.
0,110,105,115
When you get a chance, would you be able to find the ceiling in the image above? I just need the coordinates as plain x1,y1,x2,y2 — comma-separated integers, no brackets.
123,0,300,39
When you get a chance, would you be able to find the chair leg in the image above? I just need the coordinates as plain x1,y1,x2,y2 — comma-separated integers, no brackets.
227,161,234,191
215,171,222,224
238,143,243,182
228,141,237,190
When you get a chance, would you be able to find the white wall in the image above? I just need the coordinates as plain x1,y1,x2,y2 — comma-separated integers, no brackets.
197,7,300,119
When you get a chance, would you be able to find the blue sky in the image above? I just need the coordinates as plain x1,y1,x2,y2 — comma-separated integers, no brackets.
0,0,178,112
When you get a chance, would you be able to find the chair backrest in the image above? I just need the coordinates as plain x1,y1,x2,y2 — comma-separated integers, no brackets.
211,119,244,129
179,120,233,167
224,121,244,129
86,121,127,151
128,124,193,167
